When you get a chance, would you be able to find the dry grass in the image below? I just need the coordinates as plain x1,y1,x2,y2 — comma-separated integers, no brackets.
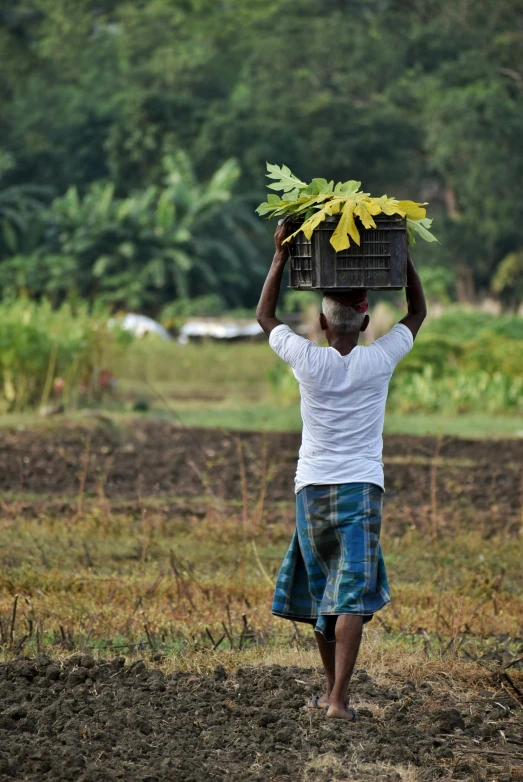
2,483,522,782
0,492,522,675
304,753,420,782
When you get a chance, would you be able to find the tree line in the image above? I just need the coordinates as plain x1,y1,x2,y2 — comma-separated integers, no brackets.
1,0,522,312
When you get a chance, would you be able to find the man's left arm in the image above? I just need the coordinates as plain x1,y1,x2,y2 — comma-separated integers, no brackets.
256,219,293,337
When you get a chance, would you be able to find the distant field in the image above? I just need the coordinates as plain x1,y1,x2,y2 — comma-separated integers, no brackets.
1,334,521,436
146,404,523,439
107,338,523,438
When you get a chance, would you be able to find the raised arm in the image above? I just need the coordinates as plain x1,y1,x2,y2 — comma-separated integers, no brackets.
399,251,427,339
256,219,293,337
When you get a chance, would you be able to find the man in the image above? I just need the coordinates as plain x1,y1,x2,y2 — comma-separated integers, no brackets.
256,218,427,721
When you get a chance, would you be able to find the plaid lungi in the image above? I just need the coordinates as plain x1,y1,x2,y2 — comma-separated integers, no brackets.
272,482,390,642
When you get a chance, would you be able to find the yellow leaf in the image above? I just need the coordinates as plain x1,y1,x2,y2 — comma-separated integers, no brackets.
330,199,360,251
346,209,361,245
362,198,381,216
354,201,377,229
283,226,303,244
394,200,427,220
328,200,342,215
283,199,343,244
293,193,332,214
302,221,315,240
372,195,401,215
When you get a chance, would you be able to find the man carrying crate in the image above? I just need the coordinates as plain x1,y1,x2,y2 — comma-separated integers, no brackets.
256,219,427,721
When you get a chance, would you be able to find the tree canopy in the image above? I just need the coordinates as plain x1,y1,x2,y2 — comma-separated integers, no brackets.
1,0,522,310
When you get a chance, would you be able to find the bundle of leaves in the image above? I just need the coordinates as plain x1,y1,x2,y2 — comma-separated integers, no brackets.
256,163,437,251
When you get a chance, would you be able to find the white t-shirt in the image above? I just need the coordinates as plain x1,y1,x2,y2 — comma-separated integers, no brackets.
269,323,413,493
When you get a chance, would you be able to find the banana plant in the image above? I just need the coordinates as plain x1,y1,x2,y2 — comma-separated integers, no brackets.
0,183,51,256
26,152,261,310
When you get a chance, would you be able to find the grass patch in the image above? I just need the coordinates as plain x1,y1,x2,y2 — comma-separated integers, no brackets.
109,337,523,437
151,404,523,438
1,495,521,660
2,328,522,436
0,406,522,438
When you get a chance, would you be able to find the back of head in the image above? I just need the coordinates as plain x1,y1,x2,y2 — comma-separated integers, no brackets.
322,295,366,333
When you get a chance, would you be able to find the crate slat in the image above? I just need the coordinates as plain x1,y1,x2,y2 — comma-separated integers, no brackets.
288,214,407,291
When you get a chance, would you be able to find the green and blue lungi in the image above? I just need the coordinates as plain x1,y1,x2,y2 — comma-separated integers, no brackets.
272,482,390,643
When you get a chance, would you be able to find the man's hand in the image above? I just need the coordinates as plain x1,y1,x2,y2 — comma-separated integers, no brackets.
274,218,294,262
256,218,295,337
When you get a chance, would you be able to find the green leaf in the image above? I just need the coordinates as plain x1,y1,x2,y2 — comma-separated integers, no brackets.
167,248,192,272
334,180,361,196
293,193,333,214
93,255,111,277
407,218,439,243
147,258,166,288
281,189,301,201
2,218,18,253
255,201,278,216
311,178,328,190
118,241,135,259
265,162,306,193
174,228,191,243
207,158,240,193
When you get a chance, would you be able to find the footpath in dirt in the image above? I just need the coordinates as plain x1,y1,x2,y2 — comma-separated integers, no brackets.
1,654,522,782
0,420,521,535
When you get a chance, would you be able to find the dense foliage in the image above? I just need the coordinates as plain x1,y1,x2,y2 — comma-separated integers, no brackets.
0,153,261,311
1,0,523,308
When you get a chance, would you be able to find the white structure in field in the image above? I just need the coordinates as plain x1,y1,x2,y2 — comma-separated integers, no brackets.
178,318,263,344
115,314,172,341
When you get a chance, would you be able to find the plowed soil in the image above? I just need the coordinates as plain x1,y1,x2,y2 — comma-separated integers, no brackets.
0,420,521,536
1,655,522,782
1,421,522,780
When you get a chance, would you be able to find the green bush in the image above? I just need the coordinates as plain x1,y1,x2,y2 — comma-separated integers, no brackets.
389,367,522,414
399,334,522,379
0,299,131,412
392,311,523,412
420,309,523,341
268,308,523,414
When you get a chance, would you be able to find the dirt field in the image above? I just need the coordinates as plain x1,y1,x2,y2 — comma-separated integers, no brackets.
0,420,522,781
1,419,521,535
1,653,523,782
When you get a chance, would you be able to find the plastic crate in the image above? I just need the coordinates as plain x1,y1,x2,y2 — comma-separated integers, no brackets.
288,214,407,291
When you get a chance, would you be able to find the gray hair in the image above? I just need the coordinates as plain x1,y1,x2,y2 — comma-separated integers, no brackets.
322,295,366,333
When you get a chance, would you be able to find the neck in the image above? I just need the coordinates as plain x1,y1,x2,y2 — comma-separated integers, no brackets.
327,331,360,356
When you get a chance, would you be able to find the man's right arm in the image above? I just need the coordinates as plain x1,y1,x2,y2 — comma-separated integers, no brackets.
399,251,427,339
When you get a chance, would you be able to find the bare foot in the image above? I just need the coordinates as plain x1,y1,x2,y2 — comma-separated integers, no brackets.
326,703,357,721
304,693,330,710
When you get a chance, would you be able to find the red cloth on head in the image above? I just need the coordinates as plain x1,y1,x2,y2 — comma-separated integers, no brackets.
327,290,369,313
